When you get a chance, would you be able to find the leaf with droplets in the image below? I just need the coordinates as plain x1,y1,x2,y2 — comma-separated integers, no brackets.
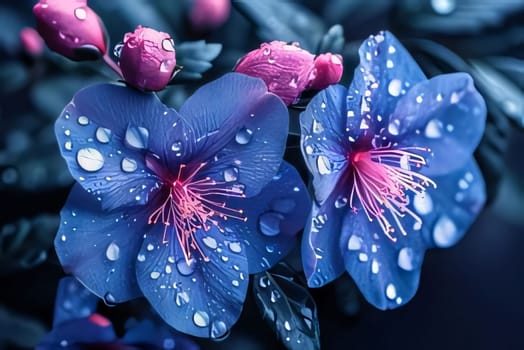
233,0,324,52
253,263,320,350
173,40,222,81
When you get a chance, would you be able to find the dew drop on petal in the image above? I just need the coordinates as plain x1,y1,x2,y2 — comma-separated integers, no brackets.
103,292,117,306
76,148,104,172
210,320,228,339
385,283,397,300
425,119,442,138
223,167,239,182
193,311,210,328
398,247,416,271
228,241,242,254
433,215,458,247
64,140,72,151
235,127,253,145
335,195,348,208
150,271,161,279
95,127,112,144
312,119,324,134
77,116,89,125
347,235,362,251
171,141,182,152
176,258,196,276
371,259,380,274
74,7,87,20
162,38,175,52
125,126,149,149
202,236,218,249
388,79,402,97
105,242,120,261
137,254,146,262
121,157,138,173
413,192,433,215
258,212,282,236
388,119,400,135
175,290,190,306
284,321,292,331
317,155,332,175
358,253,368,262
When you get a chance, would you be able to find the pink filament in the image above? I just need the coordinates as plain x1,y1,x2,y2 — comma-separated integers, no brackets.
349,144,436,241
148,163,246,263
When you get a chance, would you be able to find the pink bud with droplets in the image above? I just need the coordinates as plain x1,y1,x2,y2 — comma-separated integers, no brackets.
32,0,107,61
308,53,344,90
118,25,177,91
234,41,315,105
20,27,44,56
189,0,231,31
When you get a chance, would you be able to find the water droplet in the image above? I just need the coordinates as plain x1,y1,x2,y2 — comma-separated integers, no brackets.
312,119,324,134
266,244,275,253
105,242,120,261
258,212,282,236
137,254,146,262
170,141,182,153
386,59,394,68
176,258,196,276
96,127,112,144
431,0,456,14
202,236,218,249
77,116,89,125
232,280,240,287
160,60,173,73
335,196,348,208
263,47,271,55
76,148,104,172
121,157,138,172
413,192,433,215
210,320,228,339
162,38,175,52
388,79,402,97
146,243,155,251
433,215,458,247
235,127,253,144
150,271,161,279
64,140,73,151
388,119,400,135
398,247,418,271
259,276,270,288
347,235,362,250
358,253,368,262
113,43,123,57
175,290,189,306
385,284,397,300
224,167,239,182
317,155,332,175
74,7,87,20
371,259,380,274
271,198,296,213
193,310,210,327
270,289,281,303
305,145,314,154
425,119,442,138
103,292,117,306
125,125,149,149
228,241,242,253
284,321,292,331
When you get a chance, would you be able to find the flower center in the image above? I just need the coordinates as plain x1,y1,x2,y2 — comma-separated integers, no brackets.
349,143,436,241
148,162,246,263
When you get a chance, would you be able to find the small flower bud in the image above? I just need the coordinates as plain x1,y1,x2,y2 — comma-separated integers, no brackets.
33,0,107,61
189,0,231,31
118,26,177,91
234,41,315,105
20,27,44,56
308,53,344,90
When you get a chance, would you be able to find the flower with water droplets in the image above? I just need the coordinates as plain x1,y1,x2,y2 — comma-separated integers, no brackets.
54,72,310,337
300,31,487,309
234,41,343,105
118,25,177,91
33,0,107,61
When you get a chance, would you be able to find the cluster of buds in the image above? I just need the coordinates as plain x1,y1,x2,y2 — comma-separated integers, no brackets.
234,41,344,105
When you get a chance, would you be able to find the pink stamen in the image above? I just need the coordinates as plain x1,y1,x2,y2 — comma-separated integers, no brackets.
148,162,246,263
349,143,436,241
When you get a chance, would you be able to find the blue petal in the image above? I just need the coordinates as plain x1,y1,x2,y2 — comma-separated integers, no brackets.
225,161,311,273
300,84,348,204
345,31,426,141
52,277,98,327
178,73,289,197
55,184,143,303
302,199,347,288
136,225,249,338
340,205,427,310
388,73,487,175
36,316,116,349
417,159,486,249
55,83,187,210
339,159,485,310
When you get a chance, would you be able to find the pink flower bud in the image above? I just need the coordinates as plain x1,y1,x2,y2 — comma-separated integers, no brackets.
308,53,344,90
33,0,107,61
234,41,315,105
20,27,44,56
118,26,177,91
189,0,231,31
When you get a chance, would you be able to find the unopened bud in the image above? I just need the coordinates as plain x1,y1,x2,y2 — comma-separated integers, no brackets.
308,53,344,90
20,27,44,56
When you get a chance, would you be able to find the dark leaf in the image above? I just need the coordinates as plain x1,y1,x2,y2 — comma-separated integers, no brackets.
0,305,46,349
317,24,345,54
253,263,320,350
233,0,325,52
0,61,29,93
174,41,222,81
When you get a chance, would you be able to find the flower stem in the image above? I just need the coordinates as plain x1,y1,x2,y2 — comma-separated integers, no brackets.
102,53,122,78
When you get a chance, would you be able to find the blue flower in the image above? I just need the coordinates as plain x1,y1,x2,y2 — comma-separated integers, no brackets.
37,277,199,350
54,73,311,337
300,31,486,309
